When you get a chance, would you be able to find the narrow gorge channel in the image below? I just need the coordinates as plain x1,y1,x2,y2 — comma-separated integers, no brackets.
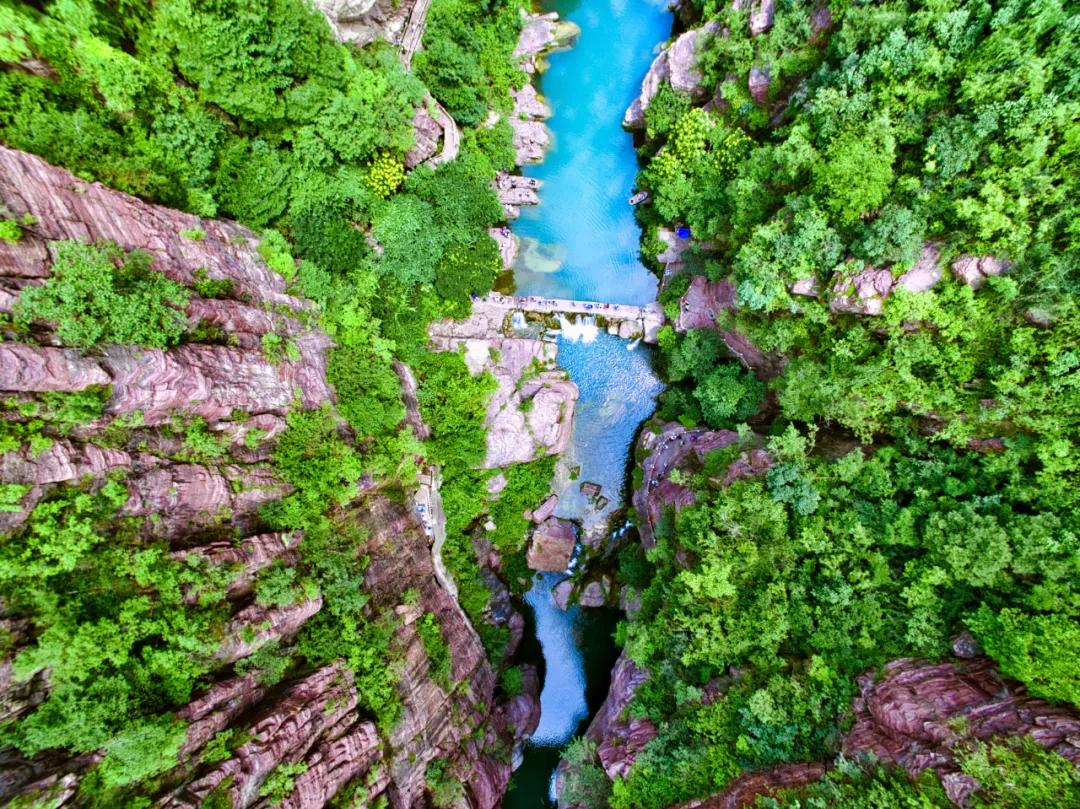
505,0,673,804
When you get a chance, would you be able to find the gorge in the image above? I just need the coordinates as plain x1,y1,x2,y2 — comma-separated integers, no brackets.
0,0,1078,807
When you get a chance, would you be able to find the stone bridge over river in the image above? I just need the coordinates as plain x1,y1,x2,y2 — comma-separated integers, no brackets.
466,292,665,344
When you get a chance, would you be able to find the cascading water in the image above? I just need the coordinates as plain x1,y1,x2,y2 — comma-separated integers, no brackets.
551,314,599,343
503,0,674,805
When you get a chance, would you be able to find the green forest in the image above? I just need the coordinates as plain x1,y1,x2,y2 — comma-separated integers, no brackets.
0,0,535,803
0,0,1077,806
598,0,1080,806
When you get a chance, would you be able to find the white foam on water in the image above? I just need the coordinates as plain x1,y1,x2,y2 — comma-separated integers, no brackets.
626,337,641,351
554,313,599,343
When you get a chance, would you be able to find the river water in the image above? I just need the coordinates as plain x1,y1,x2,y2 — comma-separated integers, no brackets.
504,0,672,805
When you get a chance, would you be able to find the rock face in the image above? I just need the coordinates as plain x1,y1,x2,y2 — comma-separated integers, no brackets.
556,652,656,806
633,423,772,548
675,275,737,330
0,146,332,538
404,104,443,168
527,494,560,524
429,304,578,469
0,147,313,315
514,12,578,75
507,13,576,165
828,243,944,315
509,86,551,165
526,516,576,572
843,658,1080,794
748,65,770,104
677,657,1080,809
311,0,417,46
625,23,721,129
0,147,529,809
669,763,829,809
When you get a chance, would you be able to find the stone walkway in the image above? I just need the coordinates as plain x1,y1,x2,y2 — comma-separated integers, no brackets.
477,293,665,342
398,0,432,67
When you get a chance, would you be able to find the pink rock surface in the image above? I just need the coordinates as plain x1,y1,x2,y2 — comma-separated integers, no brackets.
0,440,131,486
527,516,576,572
99,338,332,426
676,275,737,331
0,147,305,311
165,663,358,808
952,254,1011,289
748,65,770,104
174,532,302,600
625,23,720,128
529,493,560,524
632,423,743,547
405,105,443,169
0,344,110,392
213,599,324,665
844,658,1080,772
830,243,943,314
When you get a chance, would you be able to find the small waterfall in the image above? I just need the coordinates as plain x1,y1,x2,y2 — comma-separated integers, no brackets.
511,311,528,331
553,313,599,343
626,337,641,351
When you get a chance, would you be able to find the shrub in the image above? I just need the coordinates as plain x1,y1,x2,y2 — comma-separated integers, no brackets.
15,240,189,348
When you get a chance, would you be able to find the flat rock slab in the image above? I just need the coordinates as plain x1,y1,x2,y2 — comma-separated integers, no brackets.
526,516,576,572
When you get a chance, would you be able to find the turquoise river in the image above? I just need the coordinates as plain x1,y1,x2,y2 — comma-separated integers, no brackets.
504,0,673,805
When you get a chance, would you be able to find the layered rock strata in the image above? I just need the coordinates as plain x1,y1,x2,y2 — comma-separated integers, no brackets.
673,656,1080,808
0,146,535,808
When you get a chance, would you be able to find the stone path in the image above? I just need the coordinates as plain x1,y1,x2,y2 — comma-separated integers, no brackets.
428,99,460,165
398,0,431,67
395,0,460,166
413,467,458,600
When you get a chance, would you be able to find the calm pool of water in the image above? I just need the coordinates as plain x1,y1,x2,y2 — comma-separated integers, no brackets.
511,0,672,306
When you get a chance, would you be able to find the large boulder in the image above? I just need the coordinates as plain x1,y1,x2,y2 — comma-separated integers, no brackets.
624,23,721,129
526,517,576,572
951,254,1011,289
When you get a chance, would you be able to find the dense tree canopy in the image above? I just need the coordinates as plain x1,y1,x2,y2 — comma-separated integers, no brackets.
614,0,1080,806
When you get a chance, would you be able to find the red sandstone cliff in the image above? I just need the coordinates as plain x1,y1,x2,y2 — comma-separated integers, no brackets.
0,147,535,807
